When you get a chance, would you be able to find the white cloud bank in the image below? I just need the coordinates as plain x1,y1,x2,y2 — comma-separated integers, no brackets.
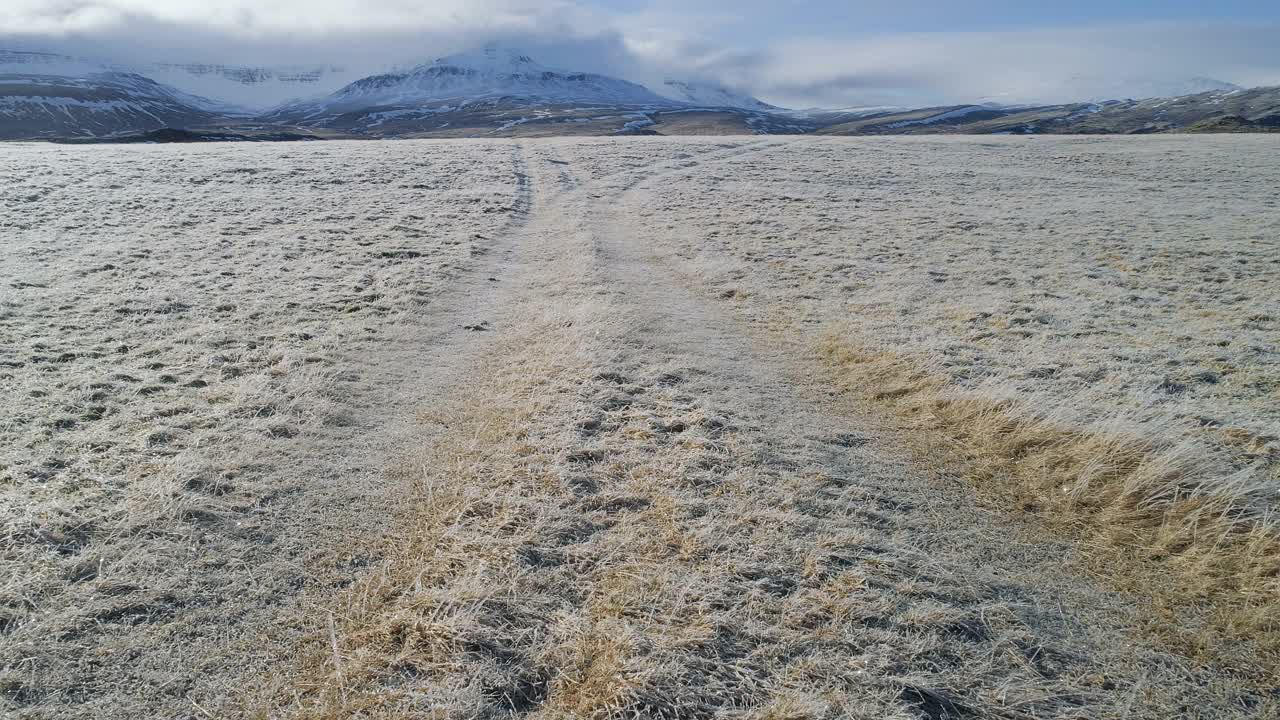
0,1,574,35
2,2,1279,107
744,23,1280,107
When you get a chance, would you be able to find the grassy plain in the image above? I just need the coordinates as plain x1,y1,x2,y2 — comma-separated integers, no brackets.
3,136,1277,718
618,135,1280,662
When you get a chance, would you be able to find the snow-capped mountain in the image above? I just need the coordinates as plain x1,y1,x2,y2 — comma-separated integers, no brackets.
1,50,231,112
132,62,359,110
0,50,358,110
0,71,230,139
2,45,1276,140
267,47,676,123
4,46,779,138
659,80,779,111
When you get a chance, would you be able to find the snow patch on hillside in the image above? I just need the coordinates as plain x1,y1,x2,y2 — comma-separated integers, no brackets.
885,105,993,128
659,80,778,111
269,47,678,122
1,49,357,111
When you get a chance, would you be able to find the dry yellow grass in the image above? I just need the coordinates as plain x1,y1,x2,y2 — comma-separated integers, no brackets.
0,140,526,716
256,137,1275,718
817,337,1280,667
602,134,1280,676
7,136,1278,718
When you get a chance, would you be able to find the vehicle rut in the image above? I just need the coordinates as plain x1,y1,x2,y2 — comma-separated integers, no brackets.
259,138,1272,719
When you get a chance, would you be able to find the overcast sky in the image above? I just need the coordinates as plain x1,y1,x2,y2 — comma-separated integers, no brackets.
3,1,1279,107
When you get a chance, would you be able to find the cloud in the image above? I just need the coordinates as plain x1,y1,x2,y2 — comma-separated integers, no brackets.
738,22,1280,107
0,1,570,36
0,1,613,67
1,3,1279,107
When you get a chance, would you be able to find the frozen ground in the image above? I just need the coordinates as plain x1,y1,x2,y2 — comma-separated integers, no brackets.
0,141,526,715
1,137,1277,718
612,136,1280,607
625,136,1279,462
603,134,1280,669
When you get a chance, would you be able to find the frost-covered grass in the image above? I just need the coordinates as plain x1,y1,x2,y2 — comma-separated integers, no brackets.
0,140,525,716
611,134,1280,661
267,136,1277,719
4,135,1278,719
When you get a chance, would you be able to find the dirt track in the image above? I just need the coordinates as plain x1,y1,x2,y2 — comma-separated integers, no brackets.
3,137,1275,718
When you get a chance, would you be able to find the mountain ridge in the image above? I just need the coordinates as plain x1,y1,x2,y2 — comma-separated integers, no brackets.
263,47,682,131
1,46,1277,140
0,49,359,111
0,70,231,139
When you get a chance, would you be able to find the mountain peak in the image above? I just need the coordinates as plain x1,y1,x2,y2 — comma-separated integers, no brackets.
279,45,675,118
431,46,549,74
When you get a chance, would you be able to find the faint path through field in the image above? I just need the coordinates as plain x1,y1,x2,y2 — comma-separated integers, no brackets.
177,142,539,717
527,137,1271,716
1,142,541,720
267,139,1272,718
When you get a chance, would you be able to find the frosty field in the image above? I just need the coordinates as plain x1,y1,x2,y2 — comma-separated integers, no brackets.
1,136,1277,718
0,141,526,714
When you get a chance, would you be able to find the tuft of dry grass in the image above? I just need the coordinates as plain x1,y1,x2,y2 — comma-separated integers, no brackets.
817,335,1280,669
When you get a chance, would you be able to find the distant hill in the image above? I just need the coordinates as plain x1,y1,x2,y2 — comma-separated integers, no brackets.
0,72,231,140
2,45,1278,140
812,87,1280,136
0,49,358,110
47,127,324,144
1182,114,1280,133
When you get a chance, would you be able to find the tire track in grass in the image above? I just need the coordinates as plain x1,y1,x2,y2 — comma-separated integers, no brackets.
260,139,811,717
578,138,1274,717
265,136,1270,718
209,139,540,717
607,135,1280,678
0,141,535,719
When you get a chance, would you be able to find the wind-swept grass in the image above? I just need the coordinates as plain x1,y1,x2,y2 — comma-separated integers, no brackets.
612,134,1280,675
818,337,1280,669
